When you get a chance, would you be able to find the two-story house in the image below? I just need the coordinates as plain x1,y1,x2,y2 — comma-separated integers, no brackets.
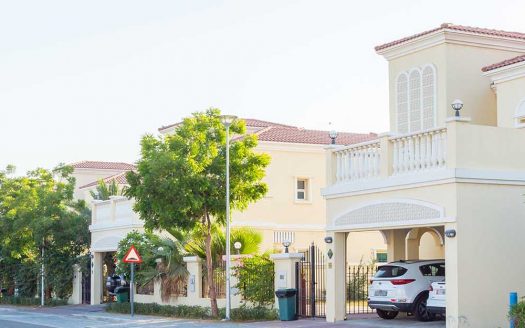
322,24,525,327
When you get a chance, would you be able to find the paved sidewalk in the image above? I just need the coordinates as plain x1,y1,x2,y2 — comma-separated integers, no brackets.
0,305,445,327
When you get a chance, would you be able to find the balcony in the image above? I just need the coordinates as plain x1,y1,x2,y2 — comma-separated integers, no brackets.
323,120,525,196
90,196,143,231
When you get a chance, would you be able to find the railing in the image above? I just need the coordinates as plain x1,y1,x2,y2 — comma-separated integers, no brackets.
390,127,447,175
331,128,448,184
91,196,142,227
334,140,381,184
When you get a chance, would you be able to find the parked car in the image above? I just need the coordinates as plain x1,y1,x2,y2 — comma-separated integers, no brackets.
368,260,445,321
427,281,446,315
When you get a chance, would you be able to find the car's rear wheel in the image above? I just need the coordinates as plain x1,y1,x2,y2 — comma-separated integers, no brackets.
376,309,399,320
414,294,436,322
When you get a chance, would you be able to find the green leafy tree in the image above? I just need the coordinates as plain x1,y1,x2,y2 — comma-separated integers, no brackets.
90,179,123,200
0,165,90,299
125,109,270,316
233,254,275,308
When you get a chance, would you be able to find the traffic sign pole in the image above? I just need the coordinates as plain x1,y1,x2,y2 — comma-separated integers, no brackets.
130,263,135,318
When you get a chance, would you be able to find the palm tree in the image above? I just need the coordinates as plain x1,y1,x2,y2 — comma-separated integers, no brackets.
89,179,123,200
139,237,188,302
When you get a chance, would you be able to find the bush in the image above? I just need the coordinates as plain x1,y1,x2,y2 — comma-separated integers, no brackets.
234,254,275,307
510,300,525,328
0,296,68,307
106,302,278,321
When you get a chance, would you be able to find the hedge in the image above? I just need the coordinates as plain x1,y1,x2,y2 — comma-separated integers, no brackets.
0,296,68,307
105,302,278,321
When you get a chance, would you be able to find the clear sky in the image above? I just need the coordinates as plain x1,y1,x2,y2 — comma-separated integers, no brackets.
1,0,524,174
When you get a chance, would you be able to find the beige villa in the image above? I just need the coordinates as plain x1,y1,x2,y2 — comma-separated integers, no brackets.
322,24,525,327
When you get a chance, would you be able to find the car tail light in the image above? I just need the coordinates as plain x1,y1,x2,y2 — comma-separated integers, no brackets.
369,279,374,285
429,284,433,291
390,279,416,285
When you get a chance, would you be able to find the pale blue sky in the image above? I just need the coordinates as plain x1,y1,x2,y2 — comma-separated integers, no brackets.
1,0,524,174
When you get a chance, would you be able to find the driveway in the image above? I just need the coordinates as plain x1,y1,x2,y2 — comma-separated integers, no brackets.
0,305,445,327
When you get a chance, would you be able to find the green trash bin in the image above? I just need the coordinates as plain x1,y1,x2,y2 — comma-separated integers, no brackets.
275,288,297,321
115,286,129,303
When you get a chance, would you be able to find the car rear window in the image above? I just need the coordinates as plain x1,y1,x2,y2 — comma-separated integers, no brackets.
374,265,408,278
419,263,445,276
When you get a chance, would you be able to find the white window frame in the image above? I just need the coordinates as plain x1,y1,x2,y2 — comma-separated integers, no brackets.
294,177,311,203
395,64,437,134
515,99,525,128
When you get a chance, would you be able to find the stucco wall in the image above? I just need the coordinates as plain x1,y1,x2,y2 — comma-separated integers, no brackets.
495,75,525,128
454,183,525,328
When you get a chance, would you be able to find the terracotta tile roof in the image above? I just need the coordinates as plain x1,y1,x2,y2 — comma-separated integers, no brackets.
70,160,136,170
255,126,377,145
481,54,525,72
161,118,376,145
375,23,525,51
79,172,129,189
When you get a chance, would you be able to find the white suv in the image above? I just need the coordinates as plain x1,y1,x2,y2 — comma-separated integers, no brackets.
427,281,446,315
368,260,445,321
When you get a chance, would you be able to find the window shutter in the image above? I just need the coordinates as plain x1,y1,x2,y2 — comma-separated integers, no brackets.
396,74,409,134
409,70,422,132
422,66,435,130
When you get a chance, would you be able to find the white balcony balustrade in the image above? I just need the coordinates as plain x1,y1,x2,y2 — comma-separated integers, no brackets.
390,128,447,175
334,140,381,183
330,128,448,185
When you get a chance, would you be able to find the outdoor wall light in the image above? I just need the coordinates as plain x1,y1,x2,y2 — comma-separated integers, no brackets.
234,241,242,255
329,130,338,145
445,229,457,238
324,236,333,244
282,240,291,253
451,99,464,117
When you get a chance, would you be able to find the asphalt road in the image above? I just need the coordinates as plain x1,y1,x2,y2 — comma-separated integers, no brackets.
0,305,446,328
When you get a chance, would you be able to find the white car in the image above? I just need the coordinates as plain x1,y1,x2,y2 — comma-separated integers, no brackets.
427,281,446,315
368,260,445,321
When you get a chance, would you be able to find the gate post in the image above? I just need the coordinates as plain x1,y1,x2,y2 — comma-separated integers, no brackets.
325,232,346,322
270,253,303,310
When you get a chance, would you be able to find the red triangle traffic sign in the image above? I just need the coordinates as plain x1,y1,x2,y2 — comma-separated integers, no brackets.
123,245,143,263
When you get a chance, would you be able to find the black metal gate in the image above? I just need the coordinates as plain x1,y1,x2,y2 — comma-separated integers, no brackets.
346,264,375,314
295,243,326,318
82,261,91,304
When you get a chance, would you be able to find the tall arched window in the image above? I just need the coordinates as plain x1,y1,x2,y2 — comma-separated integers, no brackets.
396,64,436,133
396,73,409,134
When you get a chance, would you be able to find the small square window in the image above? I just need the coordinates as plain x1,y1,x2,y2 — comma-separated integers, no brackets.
376,252,388,263
295,178,309,201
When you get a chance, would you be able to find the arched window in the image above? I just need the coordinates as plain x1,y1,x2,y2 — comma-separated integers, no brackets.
396,73,409,134
422,66,436,130
516,99,525,128
396,64,436,133
409,70,422,132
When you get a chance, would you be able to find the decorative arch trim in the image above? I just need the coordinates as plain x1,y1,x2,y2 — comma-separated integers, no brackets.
332,198,445,230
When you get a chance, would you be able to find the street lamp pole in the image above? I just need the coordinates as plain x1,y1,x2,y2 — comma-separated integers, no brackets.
220,114,237,321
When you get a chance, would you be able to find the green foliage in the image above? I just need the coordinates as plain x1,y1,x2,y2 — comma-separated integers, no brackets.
233,254,275,308
106,302,278,321
125,109,270,316
510,299,525,328
0,296,68,307
185,226,262,262
115,231,188,301
89,179,123,200
0,165,90,300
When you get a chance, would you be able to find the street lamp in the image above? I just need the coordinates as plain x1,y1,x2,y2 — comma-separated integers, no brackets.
451,99,463,117
234,241,242,255
220,114,237,321
329,130,338,145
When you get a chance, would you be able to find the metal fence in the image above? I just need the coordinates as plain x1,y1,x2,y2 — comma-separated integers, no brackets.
295,243,326,318
346,264,375,314
202,260,226,299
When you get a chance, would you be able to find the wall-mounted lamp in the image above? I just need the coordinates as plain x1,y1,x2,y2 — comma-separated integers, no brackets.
282,240,291,253
329,130,338,145
324,236,333,244
451,99,463,118
445,229,457,238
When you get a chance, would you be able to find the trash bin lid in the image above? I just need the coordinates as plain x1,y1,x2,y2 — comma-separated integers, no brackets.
275,288,297,298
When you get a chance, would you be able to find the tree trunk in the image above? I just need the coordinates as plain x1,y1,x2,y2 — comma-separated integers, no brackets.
205,213,219,317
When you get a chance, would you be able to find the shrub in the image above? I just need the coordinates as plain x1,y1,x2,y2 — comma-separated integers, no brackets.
234,254,275,307
106,302,278,321
0,296,68,307
510,300,525,328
